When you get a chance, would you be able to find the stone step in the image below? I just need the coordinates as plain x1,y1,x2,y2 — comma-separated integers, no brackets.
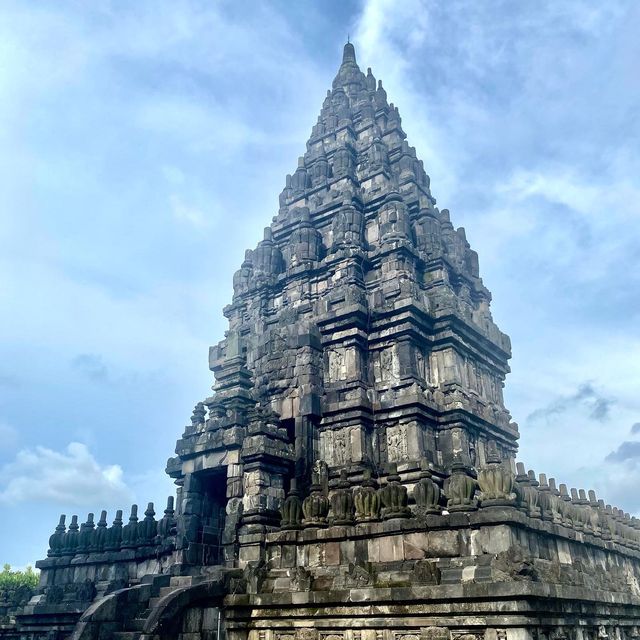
169,576,193,588
112,632,139,640
127,618,147,632
158,586,176,598
142,573,172,595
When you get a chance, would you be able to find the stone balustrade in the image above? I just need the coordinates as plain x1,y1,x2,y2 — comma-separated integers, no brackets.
280,452,640,553
46,497,177,560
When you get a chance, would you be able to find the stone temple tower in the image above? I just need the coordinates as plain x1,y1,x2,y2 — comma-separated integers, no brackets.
16,43,640,640
166,42,517,566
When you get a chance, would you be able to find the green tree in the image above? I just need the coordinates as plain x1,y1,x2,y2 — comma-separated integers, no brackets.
0,564,39,604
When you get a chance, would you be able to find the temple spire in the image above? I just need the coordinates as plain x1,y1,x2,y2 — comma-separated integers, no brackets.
342,41,356,64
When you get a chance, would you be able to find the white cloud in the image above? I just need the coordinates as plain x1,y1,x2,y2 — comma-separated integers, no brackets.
0,442,132,507
355,0,640,516
170,193,211,228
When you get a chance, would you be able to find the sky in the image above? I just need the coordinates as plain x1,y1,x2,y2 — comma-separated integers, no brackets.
0,0,639,568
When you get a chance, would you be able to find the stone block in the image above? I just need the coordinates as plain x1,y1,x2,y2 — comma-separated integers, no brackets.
182,607,203,633
378,535,404,562
324,542,340,565
427,530,460,557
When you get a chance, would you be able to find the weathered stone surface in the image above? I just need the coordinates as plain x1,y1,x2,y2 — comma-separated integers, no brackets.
4,41,640,640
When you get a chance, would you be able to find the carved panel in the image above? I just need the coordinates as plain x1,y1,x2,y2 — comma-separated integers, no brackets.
320,428,355,467
327,348,347,382
386,424,408,462
421,629,450,640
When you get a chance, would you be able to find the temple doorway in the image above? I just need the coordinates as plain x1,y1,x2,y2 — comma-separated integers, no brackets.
199,468,227,565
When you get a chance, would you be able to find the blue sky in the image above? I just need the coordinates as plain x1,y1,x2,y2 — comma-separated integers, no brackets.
1,0,639,568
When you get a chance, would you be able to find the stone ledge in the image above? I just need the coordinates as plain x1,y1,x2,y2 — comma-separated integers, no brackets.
225,580,640,608
268,508,640,560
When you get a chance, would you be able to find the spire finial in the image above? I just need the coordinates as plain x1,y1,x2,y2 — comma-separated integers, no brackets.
342,41,356,64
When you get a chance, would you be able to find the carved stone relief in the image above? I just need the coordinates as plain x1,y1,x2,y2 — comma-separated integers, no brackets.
327,348,347,382
374,346,400,384
386,424,408,462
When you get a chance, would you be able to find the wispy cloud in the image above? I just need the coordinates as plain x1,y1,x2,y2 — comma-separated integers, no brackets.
0,0,639,566
528,383,615,424
605,441,640,463
354,0,640,514
71,353,110,383
0,442,132,507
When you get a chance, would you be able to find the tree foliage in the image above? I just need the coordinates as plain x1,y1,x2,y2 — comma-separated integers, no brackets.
0,564,39,604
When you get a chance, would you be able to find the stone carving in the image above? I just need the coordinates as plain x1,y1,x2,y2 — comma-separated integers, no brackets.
302,482,329,528
412,560,441,585
421,628,451,640
254,227,284,277
557,483,573,527
328,349,347,383
121,504,139,549
386,424,408,463
376,347,400,384
445,459,478,512
140,502,157,545
233,250,254,295
331,204,364,251
191,402,206,426
330,469,355,525
538,476,562,524
157,497,177,539
413,458,442,515
77,513,95,554
291,157,309,194
514,464,542,519
332,144,356,179
62,515,79,556
333,563,374,588
289,566,312,591
288,208,322,267
378,192,412,244
94,510,108,552
477,442,516,506
45,585,64,605
332,427,349,465
280,480,303,530
47,515,66,557
105,509,123,551
17,41,640,640
379,463,411,519
353,468,381,522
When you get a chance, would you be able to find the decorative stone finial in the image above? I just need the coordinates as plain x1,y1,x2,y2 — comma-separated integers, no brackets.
121,504,139,549
342,42,356,64
330,469,355,526
414,458,442,515
281,478,303,530
379,464,411,519
48,515,66,557
94,510,108,552
77,513,96,553
354,468,380,523
302,481,329,528
141,502,157,545
477,446,515,508
445,457,478,512
62,515,80,556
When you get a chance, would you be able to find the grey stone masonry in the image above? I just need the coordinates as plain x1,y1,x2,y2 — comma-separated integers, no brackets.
165,41,518,569
4,42,640,640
